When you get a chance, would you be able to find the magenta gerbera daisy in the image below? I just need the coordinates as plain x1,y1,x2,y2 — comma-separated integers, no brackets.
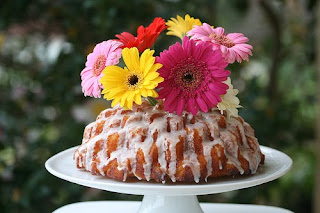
156,36,231,115
81,40,122,98
188,23,253,63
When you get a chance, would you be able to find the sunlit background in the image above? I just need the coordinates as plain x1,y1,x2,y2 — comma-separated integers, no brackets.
0,0,317,212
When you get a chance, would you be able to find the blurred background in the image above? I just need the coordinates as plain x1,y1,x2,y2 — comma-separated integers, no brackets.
0,0,318,212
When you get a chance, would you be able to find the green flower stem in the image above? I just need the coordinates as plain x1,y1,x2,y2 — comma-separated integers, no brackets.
147,96,158,106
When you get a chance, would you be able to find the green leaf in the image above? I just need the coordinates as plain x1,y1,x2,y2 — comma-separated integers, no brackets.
147,96,158,106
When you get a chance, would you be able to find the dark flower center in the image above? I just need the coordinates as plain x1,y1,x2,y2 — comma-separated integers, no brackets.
128,75,139,86
183,72,194,83
169,57,209,97
93,55,107,76
125,73,143,90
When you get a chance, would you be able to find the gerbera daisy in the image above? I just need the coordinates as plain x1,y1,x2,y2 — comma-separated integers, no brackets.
81,40,122,98
156,37,230,115
100,47,164,109
116,17,167,53
188,24,253,63
217,77,241,118
166,14,202,40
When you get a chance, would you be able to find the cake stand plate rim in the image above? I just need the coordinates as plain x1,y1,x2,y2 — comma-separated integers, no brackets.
45,145,292,196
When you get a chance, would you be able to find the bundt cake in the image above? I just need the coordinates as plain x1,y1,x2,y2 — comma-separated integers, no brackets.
74,100,264,183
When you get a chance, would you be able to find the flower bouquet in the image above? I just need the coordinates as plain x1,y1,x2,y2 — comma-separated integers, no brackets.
80,14,253,118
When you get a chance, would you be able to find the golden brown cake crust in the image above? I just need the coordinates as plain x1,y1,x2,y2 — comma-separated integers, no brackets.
74,100,264,183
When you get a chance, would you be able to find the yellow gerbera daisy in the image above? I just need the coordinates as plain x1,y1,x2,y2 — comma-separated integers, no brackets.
166,14,202,40
100,47,164,109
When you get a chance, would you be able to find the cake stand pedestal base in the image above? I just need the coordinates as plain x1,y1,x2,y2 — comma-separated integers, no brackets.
53,201,294,213
138,195,203,213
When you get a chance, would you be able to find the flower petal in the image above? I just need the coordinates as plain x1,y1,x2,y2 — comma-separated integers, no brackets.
176,98,185,115
196,96,208,112
122,47,140,71
140,49,155,75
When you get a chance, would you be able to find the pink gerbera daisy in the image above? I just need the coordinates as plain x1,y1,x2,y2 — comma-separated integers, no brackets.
81,40,122,98
156,36,230,115
188,23,253,63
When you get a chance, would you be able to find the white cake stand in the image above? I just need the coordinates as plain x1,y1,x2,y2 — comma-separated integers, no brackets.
45,146,292,213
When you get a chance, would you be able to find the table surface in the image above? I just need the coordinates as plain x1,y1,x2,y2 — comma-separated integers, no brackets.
53,201,294,213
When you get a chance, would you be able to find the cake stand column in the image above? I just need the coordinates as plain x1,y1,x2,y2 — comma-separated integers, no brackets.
137,195,204,213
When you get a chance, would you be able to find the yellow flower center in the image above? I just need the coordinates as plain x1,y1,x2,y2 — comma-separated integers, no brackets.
125,72,143,90
210,33,235,48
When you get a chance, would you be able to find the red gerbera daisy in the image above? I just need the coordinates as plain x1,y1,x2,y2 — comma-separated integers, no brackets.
116,17,167,53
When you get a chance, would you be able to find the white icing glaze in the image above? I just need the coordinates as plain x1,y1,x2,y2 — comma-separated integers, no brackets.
74,101,264,183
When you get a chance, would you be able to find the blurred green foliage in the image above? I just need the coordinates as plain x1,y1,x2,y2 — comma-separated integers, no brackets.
0,0,316,212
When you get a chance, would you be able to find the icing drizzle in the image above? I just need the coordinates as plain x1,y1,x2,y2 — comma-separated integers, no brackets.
74,101,263,183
